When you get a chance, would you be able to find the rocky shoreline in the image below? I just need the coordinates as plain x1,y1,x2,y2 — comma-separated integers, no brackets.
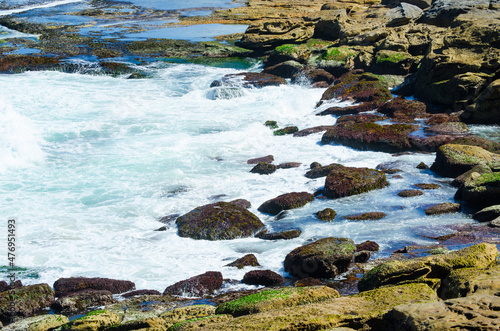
1,0,500,330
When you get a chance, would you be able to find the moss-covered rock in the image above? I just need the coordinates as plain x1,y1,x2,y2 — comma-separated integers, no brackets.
215,286,340,317
53,289,116,313
316,208,337,221
257,192,314,216
457,172,500,209
322,121,418,153
451,163,493,187
273,126,299,136
2,314,69,331
344,212,387,221
397,189,424,197
284,237,356,278
439,265,500,300
60,309,120,330
358,243,497,292
430,144,500,178
225,254,261,269
473,205,500,223
305,163,345,179
424,203,461,215
167,314,233,331
108,317,168,331
374,50,419,75
378,96,427,122
323,165,389,199
425,122,470,135
250,162,277,175
163,272,223,297
0,55,61,73
176,202,264,240
0,284,54,324
160,305,216,325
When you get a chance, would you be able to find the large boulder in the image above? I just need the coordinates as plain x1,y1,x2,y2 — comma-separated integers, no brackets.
176,202,264,240
238,19,315,49
430,144,500,178
163,271,223,297
258,192,314,216
0,284,55,324
284,237,356,278
53,277,135,297
456,172,500,209
322,122,417,153
323,165,389,199
358,243,497,292
384,294,500,330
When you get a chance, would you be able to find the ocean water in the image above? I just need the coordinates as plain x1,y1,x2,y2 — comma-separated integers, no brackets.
0,64,475,292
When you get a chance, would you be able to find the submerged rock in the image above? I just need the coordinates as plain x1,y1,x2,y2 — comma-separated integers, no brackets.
284,237,356,278
163,271,223,297
323,165,389,199
258,192,314,216
176,202,264,240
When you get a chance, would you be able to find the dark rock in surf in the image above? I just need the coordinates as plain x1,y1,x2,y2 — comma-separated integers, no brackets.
242,270,285,286
163,271,223,297
258,192,314,216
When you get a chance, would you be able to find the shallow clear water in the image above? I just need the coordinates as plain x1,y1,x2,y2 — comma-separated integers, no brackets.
0,64,476,292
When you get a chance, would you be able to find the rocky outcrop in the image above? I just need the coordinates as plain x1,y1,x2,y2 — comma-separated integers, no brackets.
377,96,427,122
59,309,120,330
258,192,314,215
464,79,500,124
225,254,261,269
0,284,55,324
323,165,389,199
430,144,500,178
176,202,264,240
2,314,69,331
385,3,423,27
242,270,285,286
439,264,500,299
163,271,223,297
358,243,497,292
53,289,116,313
53,277,135,297
456,172,500,209
160,304,217,325
473,205,500,222
284,237,356,278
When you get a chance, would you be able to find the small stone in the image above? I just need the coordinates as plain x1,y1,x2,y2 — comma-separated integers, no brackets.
397,189,424,197
247,155,274,164
310,162,322,169
356,241,380,252
256,229,302,240
416,162,429,169
273,126,299,136
414,183,441,190
344,212,386,221
250,162,277,175
225,254,261,269
264,121,278,129
425,203,461,215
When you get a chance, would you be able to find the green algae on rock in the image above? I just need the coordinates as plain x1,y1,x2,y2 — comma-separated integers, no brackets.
257,192,314,216
176,202,264,240
60,309,120,331
316,208,337,221
284,237,356,278
457,172,500,209
323,165,389,199
225,254,261,269
0,284,54,324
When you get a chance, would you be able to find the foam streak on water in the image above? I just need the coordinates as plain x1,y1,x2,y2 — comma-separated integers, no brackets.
0,0,83,16
0,65,473,291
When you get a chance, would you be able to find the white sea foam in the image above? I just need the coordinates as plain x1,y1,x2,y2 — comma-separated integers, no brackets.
0,66,475,291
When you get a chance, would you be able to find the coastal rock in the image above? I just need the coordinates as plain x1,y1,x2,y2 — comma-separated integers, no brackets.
160,305,216,325
411,135,500,153
225,254,261,269
385,3,423,27
121,289,161,298
344,212,387,221
414,183,441,189
358,243,497,292
323,165,389,199
256,229,302,240
305,163,344,179
262,60,303,78
258,192,314,216
277,162,301,169
464,79,500,124
53,289,116,313
457,172,500,209
373,50,419,75
0,284,55,324
377,96,427,122
273,126,299,135
250,162,277,175
210,72,287,89
242,270,285,287
424,202,461,215
430,144,500,178
284,237,356,278
0,55,61,74
416,162,429,169
354,251,371,263
109,317,168,331
424,122,470,134
397,189,424,197
452,164,493,187
59,309,120,330
2,314,69,331
319,72,392,106
473,205,500,222
421,0,492,27
322,122,417,153
489,217,500,227
316,208,337,221
53,277,135,297
384,294,500,330
426,113,460,125
230,199,251,209
176,202,264,240
216,286,340,317
293,125,335,137
163,271,223,297
291,68,334,85
356,240,380,252
439,265,500,299
247,155,274,164
238,19,315,49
